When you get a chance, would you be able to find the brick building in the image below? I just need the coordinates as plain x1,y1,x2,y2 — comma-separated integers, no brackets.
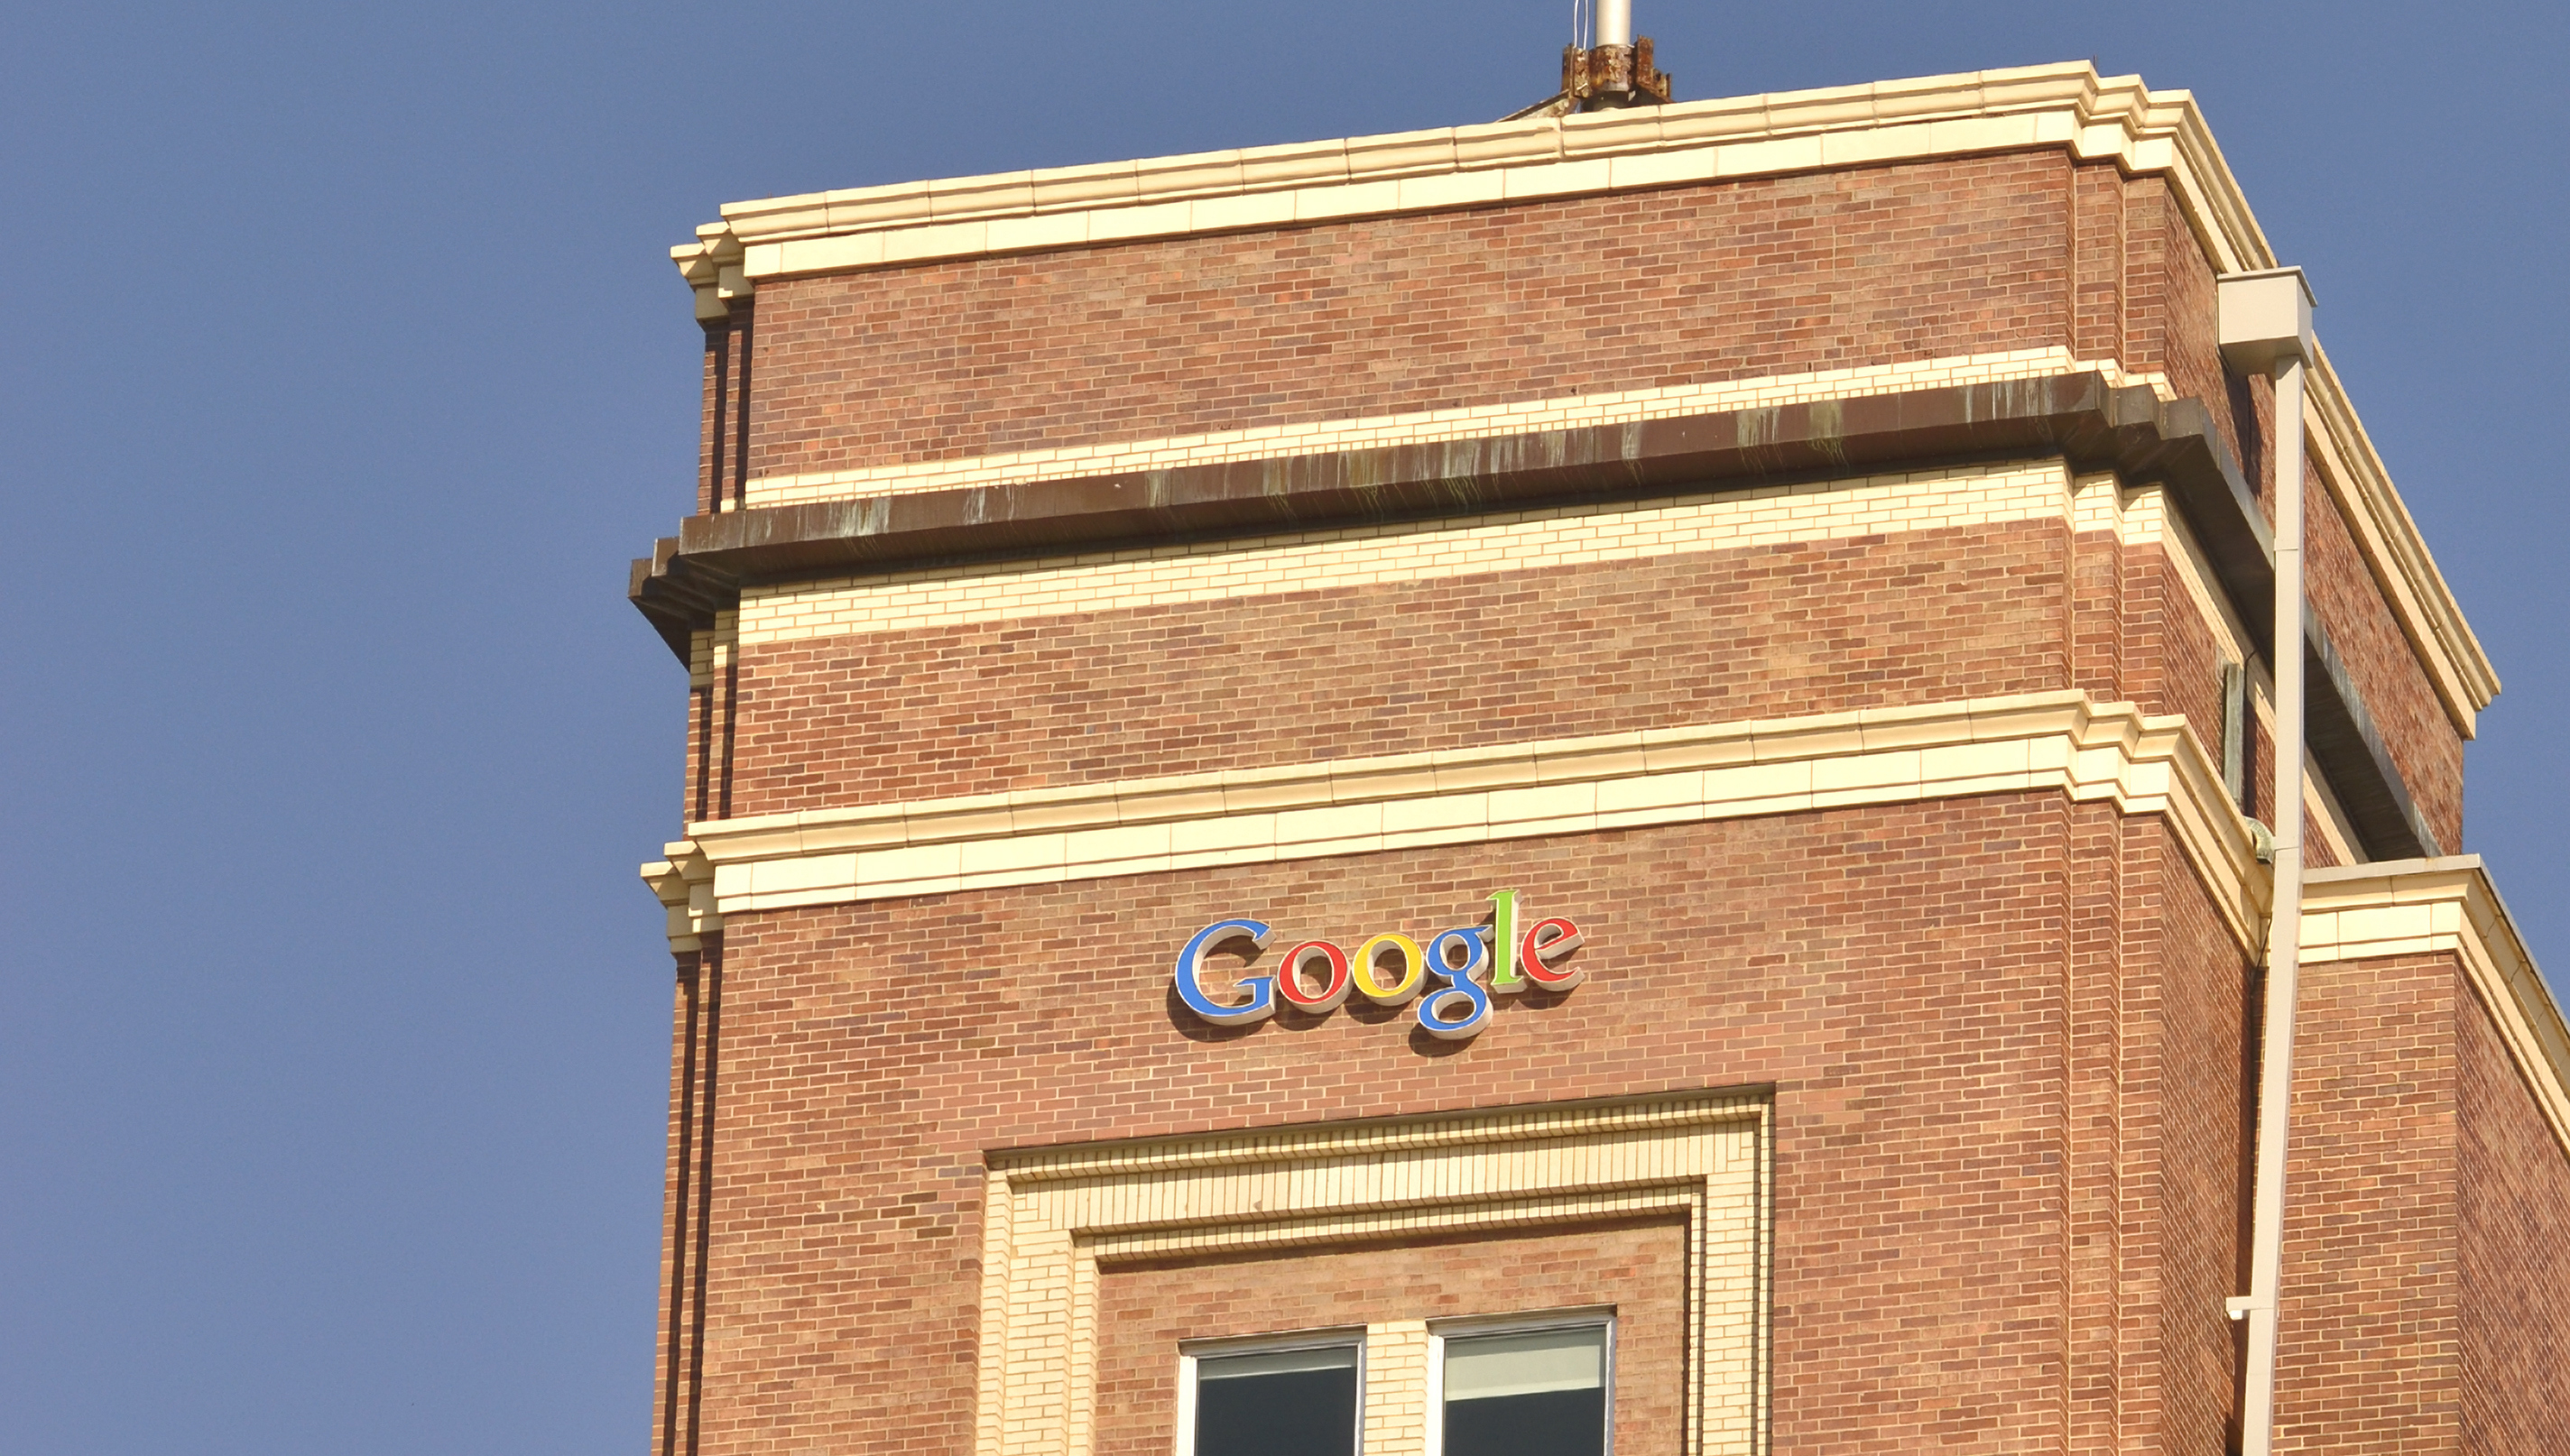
628,61,2570,1455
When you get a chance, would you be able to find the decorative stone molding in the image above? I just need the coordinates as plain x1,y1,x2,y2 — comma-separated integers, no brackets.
640,842,719,953
669,224,752,324
690,63,2260,285
975,1088,1771,1456
641,690,2271,953
2302,857,2570,1157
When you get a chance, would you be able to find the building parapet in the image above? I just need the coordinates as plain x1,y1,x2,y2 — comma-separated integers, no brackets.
665,60,2494,741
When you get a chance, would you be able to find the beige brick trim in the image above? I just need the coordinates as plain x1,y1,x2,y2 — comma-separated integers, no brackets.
642,689,2271,952
737,460,2123,645
1361,1322,1432,1456
641,853,720,954
731,350,2170,510
975,1089,1771,1456
2302,858,2570,1157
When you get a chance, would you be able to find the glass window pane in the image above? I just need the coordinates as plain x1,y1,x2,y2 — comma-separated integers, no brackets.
1195,1344,1357,1456
1442,1326,1607,1456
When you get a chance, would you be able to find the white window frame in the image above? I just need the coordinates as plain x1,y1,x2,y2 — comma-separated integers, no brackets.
1425,1306,1619,1456
1174,1325,1368,1456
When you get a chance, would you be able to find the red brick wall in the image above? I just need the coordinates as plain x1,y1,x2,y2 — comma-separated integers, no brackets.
1093,1220,1687,1456
2108,816,2257,1454
2232,367,2464,854
652,965,697,1456
2144,184,2230,472
722,522,2247,841
2109,530,2348,869
723,517,2079,816
2457,976,2570,1452
707,145,2464,852
2095,166,2462,855
2304,481,2463,850
2065,800,2126,1455
698,307,753,515
2096,170,2438,854
660,794,2255,1455
2275,951,2462,1452
649,134,2520,1456
2067,163,2125,362
742,154,2126,479
706,146,2467,857
2113,538,2226,768
2271,952,2570,1452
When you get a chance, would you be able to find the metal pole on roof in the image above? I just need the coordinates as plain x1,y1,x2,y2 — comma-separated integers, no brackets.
1595,0,1631,48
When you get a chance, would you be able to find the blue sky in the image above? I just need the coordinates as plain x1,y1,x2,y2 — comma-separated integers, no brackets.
4,3,2561,1450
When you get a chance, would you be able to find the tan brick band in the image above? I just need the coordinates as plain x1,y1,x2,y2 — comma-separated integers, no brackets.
737,460,2082,644
643,689,2269,950
731,459,2196,646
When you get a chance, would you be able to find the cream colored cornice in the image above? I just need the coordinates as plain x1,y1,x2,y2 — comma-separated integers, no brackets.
639,689,2270,953
677,62,2264,295
640,725,2570,1162
641,849,721,954
2302,858,2570,1158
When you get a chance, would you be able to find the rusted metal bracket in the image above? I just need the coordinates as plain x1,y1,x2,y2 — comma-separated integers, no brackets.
1563,37,1672,109
1500,35,1672,120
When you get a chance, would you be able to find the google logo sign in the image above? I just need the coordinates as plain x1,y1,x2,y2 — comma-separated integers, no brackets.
1175,890,1586,1041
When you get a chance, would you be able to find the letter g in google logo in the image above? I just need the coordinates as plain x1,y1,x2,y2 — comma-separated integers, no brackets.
1173,890,1585,1041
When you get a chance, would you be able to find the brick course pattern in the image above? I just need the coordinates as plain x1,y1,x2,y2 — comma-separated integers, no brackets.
647,126,2535,1456
2304,475,2462,849
720,517,2079,817
2092,816,2260,1453
698,143,2462,852
1092,1221,1687,1456
703,511,2256,856
2255,934,2570,1456
651,798,2251,1456
2457,973,2570,1451
744,154,2073,477
2232,369,2464,850
2275,951,2462,1452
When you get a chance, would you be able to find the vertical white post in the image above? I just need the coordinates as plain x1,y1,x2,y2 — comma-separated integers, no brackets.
2240,352,2307,1456
1595,0,1632,48
2217,264,2315,1456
